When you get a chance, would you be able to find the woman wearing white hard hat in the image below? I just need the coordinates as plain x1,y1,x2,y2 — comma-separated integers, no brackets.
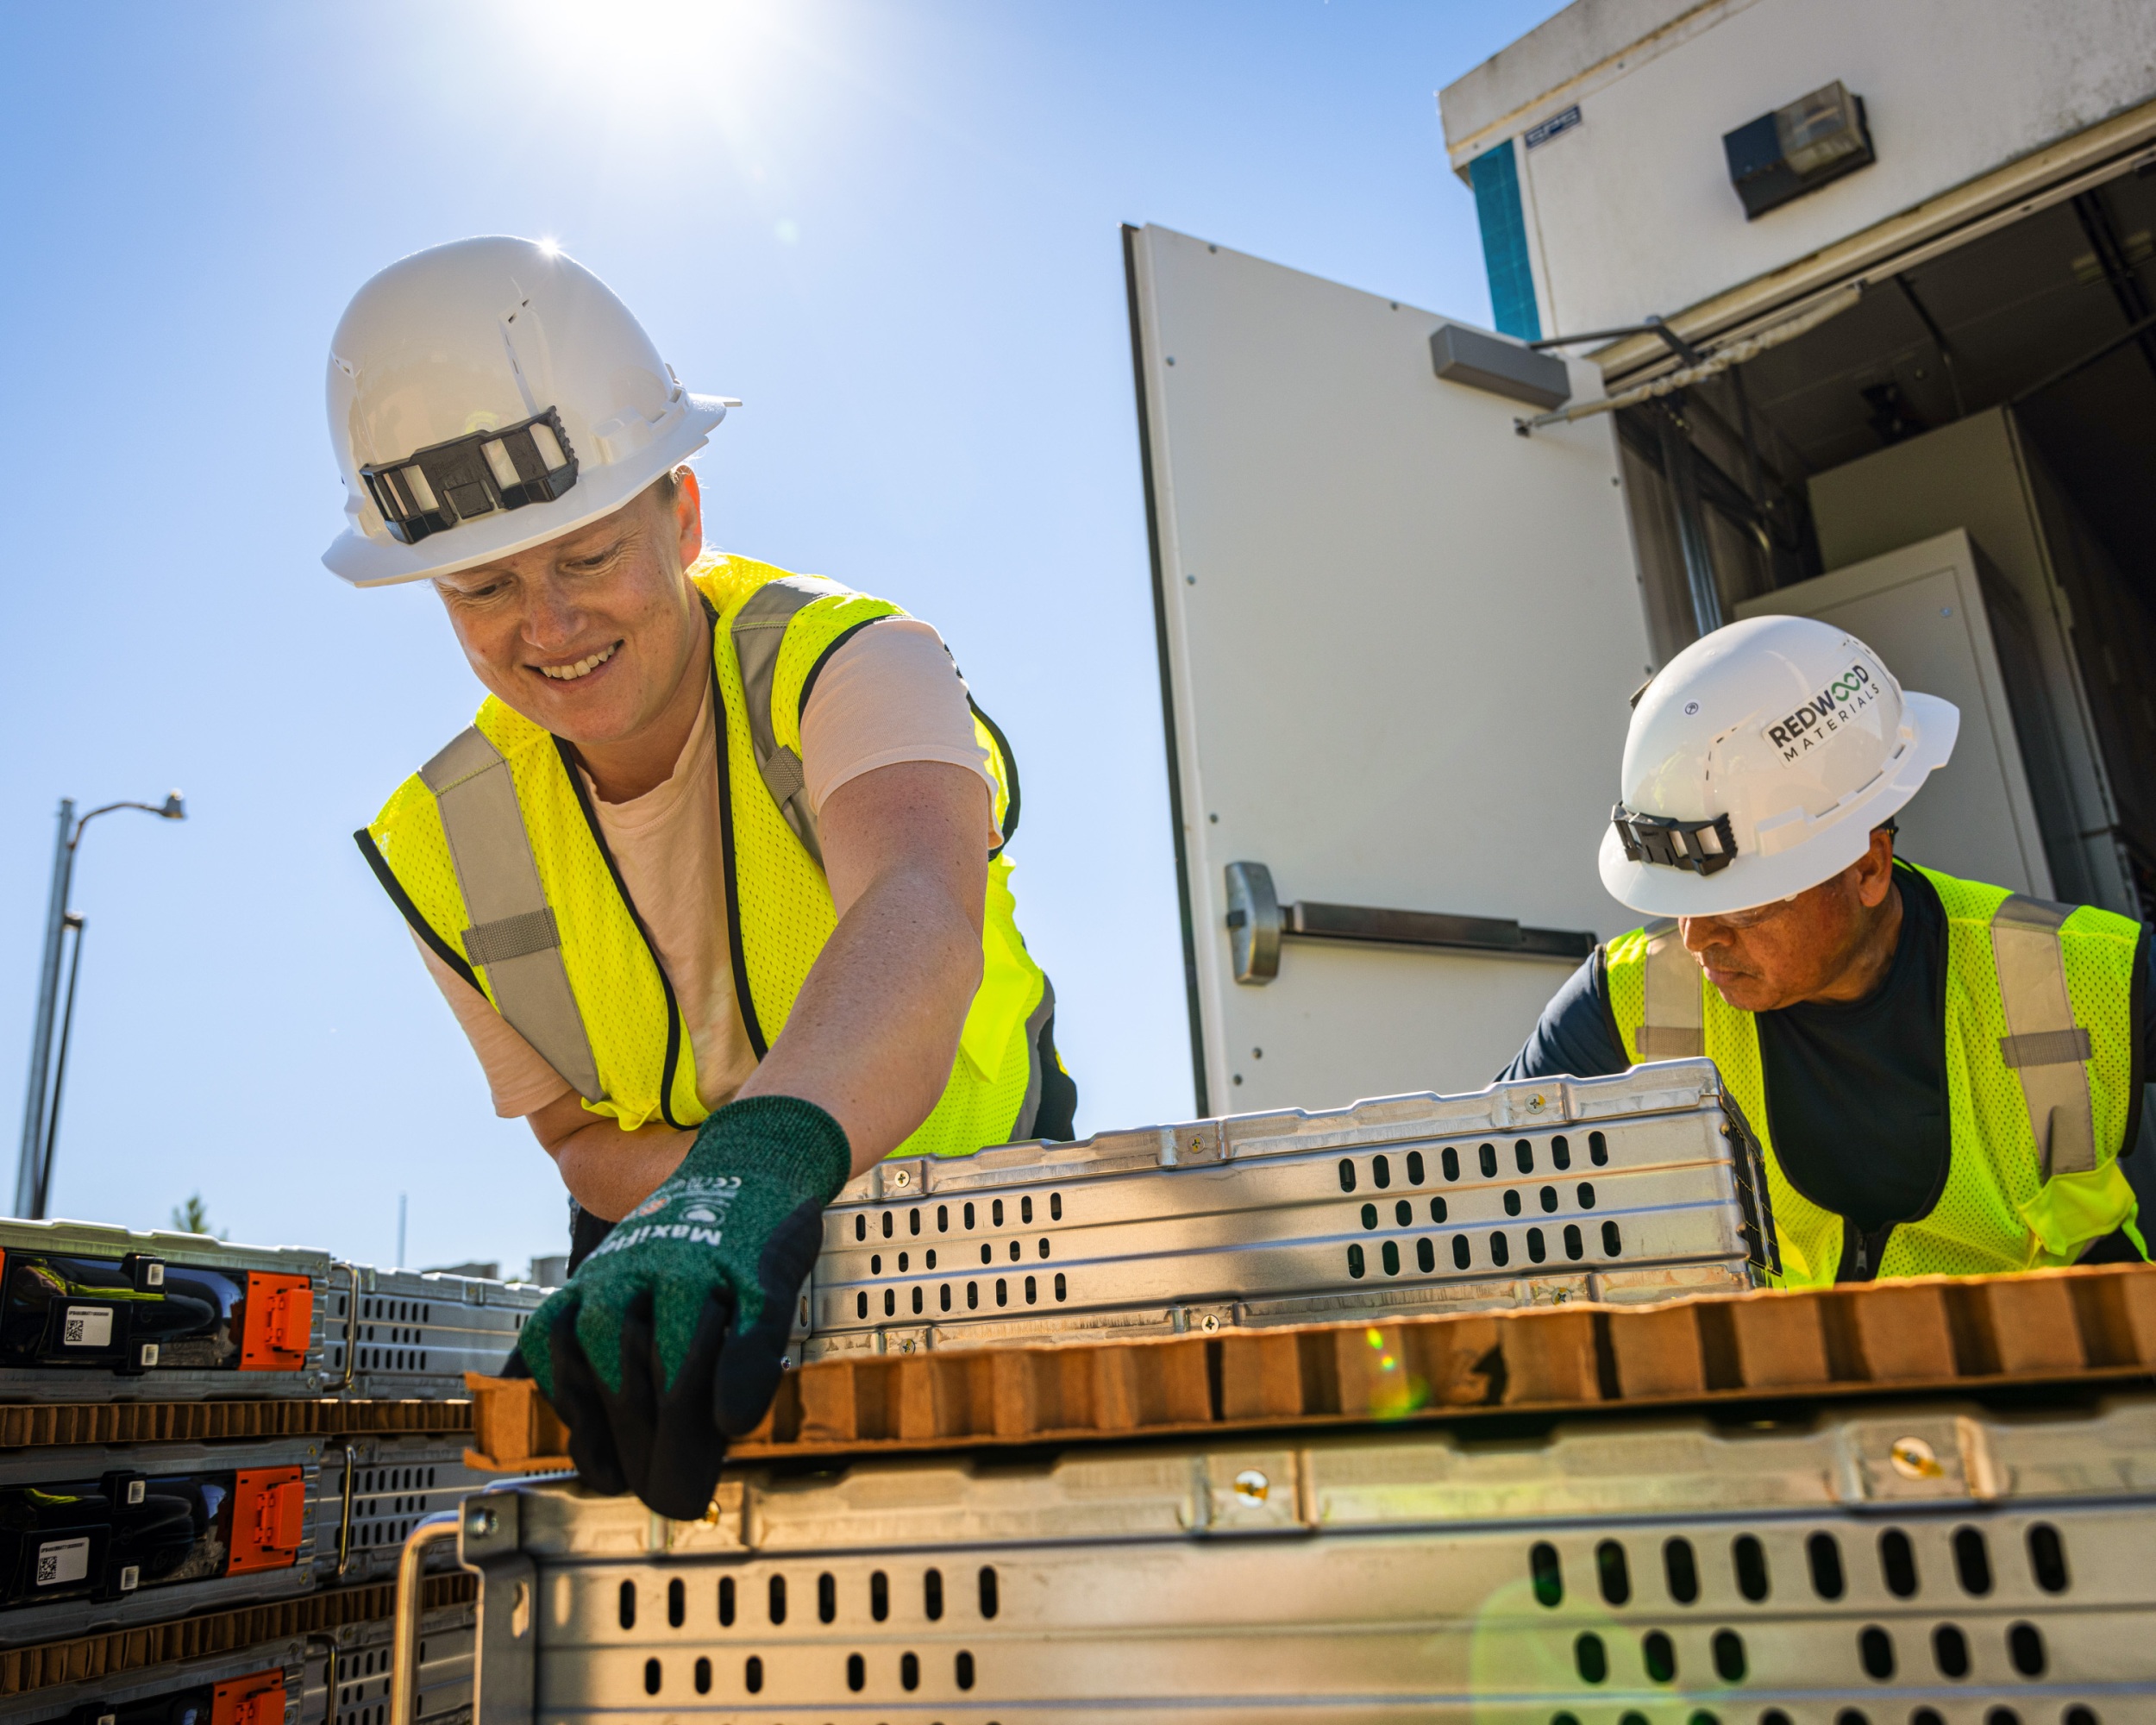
336,238,1075,1521
1502,614,2151,1287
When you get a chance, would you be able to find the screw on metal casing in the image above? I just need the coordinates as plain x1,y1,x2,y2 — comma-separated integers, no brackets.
1200,1314,1221,1333
1233,1469,1269,1505
1890,1436,1943,1479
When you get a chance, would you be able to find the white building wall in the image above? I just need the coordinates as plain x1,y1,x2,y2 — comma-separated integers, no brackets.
1440,0,2156,336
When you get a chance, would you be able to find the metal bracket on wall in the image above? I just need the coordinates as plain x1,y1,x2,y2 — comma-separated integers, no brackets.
1224,861,1595,985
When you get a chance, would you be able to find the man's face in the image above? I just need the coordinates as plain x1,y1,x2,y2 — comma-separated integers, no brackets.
430,474,705,748
1677,832,1896,1012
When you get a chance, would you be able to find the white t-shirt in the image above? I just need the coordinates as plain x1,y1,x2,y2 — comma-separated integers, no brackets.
415,616,996,1118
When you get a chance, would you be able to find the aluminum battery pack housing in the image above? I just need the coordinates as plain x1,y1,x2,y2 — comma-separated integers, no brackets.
454,1391,2156,1720
801,1057,1777,1359
0,1220,545,1401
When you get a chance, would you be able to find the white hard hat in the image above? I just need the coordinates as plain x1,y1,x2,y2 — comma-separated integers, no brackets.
1598,614,1959,917
322,237,733,586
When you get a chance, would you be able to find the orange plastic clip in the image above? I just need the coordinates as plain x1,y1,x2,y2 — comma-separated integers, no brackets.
238,1272,313,1371
210,1670,285,1725
228,1466,307,1573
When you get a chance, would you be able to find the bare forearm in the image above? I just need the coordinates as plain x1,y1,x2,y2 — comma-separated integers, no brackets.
530,867,974,1208
542,1108,693,1222
523,762,991,1205
736,864,981,1175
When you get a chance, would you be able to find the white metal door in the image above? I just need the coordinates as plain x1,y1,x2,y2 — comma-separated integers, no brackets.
1125,224,1651,1117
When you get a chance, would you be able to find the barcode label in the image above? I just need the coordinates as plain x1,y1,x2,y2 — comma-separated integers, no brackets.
34,1537,90,1587
62,1306,112,1348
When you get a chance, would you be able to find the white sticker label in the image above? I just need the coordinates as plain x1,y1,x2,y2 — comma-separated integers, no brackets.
125,1479,146,1505
34,1537,90,1587
138,1343,160,1367
144,1263,165,1286
117,1564,141,1591
62,1307,112,1348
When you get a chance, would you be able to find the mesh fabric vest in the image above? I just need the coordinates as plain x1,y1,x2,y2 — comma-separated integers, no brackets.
1605,862,2144,1285
360,555,1050,1156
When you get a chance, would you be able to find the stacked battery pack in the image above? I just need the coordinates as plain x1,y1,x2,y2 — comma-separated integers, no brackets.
0,1222,543,1401
456,1392,2156,1720
802,1058,1777,1358
0,1220,548,1722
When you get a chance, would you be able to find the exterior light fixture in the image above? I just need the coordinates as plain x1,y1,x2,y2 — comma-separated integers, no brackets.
1723,81,1875,220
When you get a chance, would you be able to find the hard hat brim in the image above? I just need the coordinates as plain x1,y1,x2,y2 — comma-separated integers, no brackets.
1597,691,1960,919
321,394,731,587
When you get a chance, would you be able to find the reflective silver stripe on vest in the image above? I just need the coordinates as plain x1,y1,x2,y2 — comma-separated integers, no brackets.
1011,977,1056,1142
1637,919,1706,1060
420,727,605,1102
1991,894,2097,1178
731,575,848,869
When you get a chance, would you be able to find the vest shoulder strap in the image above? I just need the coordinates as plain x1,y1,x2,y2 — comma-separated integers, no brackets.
419,724,604,1101
1990,891,2097,1177
729,574,856,868
1914,861,2121,1180
1637,919,1705,1060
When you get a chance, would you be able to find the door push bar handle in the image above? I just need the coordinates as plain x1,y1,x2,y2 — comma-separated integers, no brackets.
1225,861,1595,984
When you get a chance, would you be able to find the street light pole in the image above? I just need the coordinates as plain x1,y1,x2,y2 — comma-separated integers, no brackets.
12,792,186,1219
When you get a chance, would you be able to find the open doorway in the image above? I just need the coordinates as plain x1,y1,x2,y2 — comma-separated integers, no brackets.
1615,160,2156,919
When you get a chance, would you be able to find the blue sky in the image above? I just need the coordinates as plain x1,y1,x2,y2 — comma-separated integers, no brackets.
0,0,1562,1275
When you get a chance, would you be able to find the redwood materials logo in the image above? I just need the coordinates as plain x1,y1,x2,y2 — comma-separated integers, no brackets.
1765,662,1877,762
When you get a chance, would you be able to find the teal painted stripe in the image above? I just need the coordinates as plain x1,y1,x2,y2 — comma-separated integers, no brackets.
1469,140,1540,342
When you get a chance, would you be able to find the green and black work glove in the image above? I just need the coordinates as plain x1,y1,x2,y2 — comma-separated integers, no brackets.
517,1095,850,1520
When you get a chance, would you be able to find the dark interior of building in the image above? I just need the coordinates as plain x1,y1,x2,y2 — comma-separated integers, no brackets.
1610,159,2156,917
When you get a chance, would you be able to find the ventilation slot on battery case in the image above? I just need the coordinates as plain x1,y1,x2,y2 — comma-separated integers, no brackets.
1808,1531,1846,1599
1733,1535,1770,1601
1880,1528,1918,1597
1663,1537,1698,1605
1529,1541,1563,1607
1953,1527,1992,1596
1858,1626,1896,1680
2027,1523,2070,1592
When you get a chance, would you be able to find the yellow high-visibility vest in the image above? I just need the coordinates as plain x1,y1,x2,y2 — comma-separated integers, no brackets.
358,555,1055,1155
1605,862,2144,1284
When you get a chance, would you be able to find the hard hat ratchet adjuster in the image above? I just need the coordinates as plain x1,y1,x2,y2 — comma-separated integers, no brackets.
1612,806,1738,876
360,406,579,547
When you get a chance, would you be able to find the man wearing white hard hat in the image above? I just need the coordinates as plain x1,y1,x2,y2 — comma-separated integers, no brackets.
1503,615,2150,1287
333,238,1073,1517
